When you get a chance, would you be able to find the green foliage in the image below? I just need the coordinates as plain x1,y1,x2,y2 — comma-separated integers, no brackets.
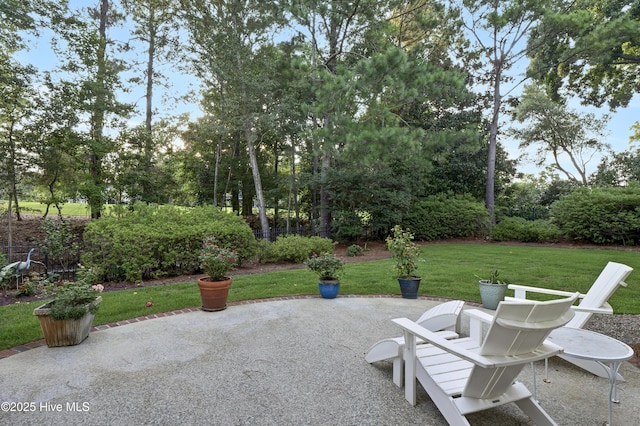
199,235,238,281
403,194,490,240
476,269,506,285
331,210,364,244
261,235,335,263
39,218,81,271
551,186,640,244
81,205,256,282
490,217,560,243
346,244,365,257
304,252,345,280
0,252,9,294
43,265,104,320
3,243,640,350
385,225,422,278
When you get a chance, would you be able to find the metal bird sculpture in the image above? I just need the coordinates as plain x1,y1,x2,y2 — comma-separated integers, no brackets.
0,248,36,292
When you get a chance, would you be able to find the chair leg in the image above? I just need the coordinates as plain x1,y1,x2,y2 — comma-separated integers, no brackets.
514,397,558,426
392,356,403,387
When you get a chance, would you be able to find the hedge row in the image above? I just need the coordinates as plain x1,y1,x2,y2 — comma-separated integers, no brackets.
81,205,256,282
550,186,640,245
402,194,490,241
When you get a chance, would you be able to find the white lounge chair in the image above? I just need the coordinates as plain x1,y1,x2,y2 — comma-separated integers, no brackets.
365,300,465,387
507,261,633,379
392,293,578,426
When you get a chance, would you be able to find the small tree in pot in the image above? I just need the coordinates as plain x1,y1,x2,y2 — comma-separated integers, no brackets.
304,252,345,299
198,234,239,311
386,225,423,299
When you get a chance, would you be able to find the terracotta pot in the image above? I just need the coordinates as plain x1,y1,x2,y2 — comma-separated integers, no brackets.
33,296,102,347
198,277,232,311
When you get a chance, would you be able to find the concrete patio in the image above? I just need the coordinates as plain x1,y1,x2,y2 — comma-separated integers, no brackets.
1,297,639,425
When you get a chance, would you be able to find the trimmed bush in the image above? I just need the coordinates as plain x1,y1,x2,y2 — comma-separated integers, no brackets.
550,186,640,245
403,194,490,240
261,235,335,263
81,205,256,282
490,217,560,242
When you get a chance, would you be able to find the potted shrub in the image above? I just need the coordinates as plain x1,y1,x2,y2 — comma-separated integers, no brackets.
198,234,238,311
477,269,509,310
33,265,104,347
386,225,423,299
304,252,345,299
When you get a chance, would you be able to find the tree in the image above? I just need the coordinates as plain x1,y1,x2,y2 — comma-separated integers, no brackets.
0,59,37,221
28,76,85,217
180,0,285,240
528,0,640,109
592,150,640,186
510,85,611,185
455,0,551,224
52,1,132,218
121,0,182,203
286,0,399,237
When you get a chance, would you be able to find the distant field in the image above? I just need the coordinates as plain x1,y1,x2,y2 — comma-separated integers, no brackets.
0,201,95,217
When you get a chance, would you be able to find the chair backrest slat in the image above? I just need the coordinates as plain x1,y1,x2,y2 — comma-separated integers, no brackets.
568,262,633,328
464,293,578,399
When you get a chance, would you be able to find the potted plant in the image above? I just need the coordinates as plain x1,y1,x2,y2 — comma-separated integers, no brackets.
304,252,345,299
33,265,104,347
198,234,239,311
477,269,509,310
386,225,423,299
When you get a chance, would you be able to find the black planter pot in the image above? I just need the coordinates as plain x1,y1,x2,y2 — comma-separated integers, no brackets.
398,277,421,299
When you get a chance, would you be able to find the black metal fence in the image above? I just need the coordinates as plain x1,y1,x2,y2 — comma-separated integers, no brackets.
1,245,80,281
253,225,331,241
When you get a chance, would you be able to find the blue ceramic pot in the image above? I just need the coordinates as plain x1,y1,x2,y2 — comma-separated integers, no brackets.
318,280,340,299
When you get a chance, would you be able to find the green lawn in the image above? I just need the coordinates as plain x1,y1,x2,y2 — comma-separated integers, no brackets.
1,243,638,351
0,200,124,217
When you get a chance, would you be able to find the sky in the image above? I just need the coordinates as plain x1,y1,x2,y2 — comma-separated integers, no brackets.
14,2,640,178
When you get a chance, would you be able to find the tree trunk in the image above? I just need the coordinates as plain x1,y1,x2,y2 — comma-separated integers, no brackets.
89,0,109,219
246,129,270,241
486,59,503,226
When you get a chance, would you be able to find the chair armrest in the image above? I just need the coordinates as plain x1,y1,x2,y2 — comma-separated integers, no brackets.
393,317,566,368
393,317,496,368
464,309,493,344
508,284,586,300
572,301,613,315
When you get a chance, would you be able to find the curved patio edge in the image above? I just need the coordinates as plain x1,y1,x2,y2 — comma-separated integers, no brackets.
0,294,468,360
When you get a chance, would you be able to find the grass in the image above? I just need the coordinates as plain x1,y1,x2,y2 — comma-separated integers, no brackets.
1,243,639,351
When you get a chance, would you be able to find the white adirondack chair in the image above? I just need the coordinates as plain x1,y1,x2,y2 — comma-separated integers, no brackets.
365,300,465,387
392,293,579,426
507,261,633,379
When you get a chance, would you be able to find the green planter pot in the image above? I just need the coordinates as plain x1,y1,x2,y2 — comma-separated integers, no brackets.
478,280,507,310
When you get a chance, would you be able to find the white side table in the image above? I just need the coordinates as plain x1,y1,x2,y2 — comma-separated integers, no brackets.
545,327,634,426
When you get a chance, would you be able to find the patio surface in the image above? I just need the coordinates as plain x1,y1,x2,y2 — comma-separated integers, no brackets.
1,296,639,425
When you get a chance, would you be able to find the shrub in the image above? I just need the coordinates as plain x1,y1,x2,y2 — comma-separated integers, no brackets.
331,211,363,243
490,217,560,242
199,235,238,280
346,244,365,257
304,252,345,280
386,225,422,278
262,235,335,263
81,205,256,282
550,186,640,244
403,194,490,240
